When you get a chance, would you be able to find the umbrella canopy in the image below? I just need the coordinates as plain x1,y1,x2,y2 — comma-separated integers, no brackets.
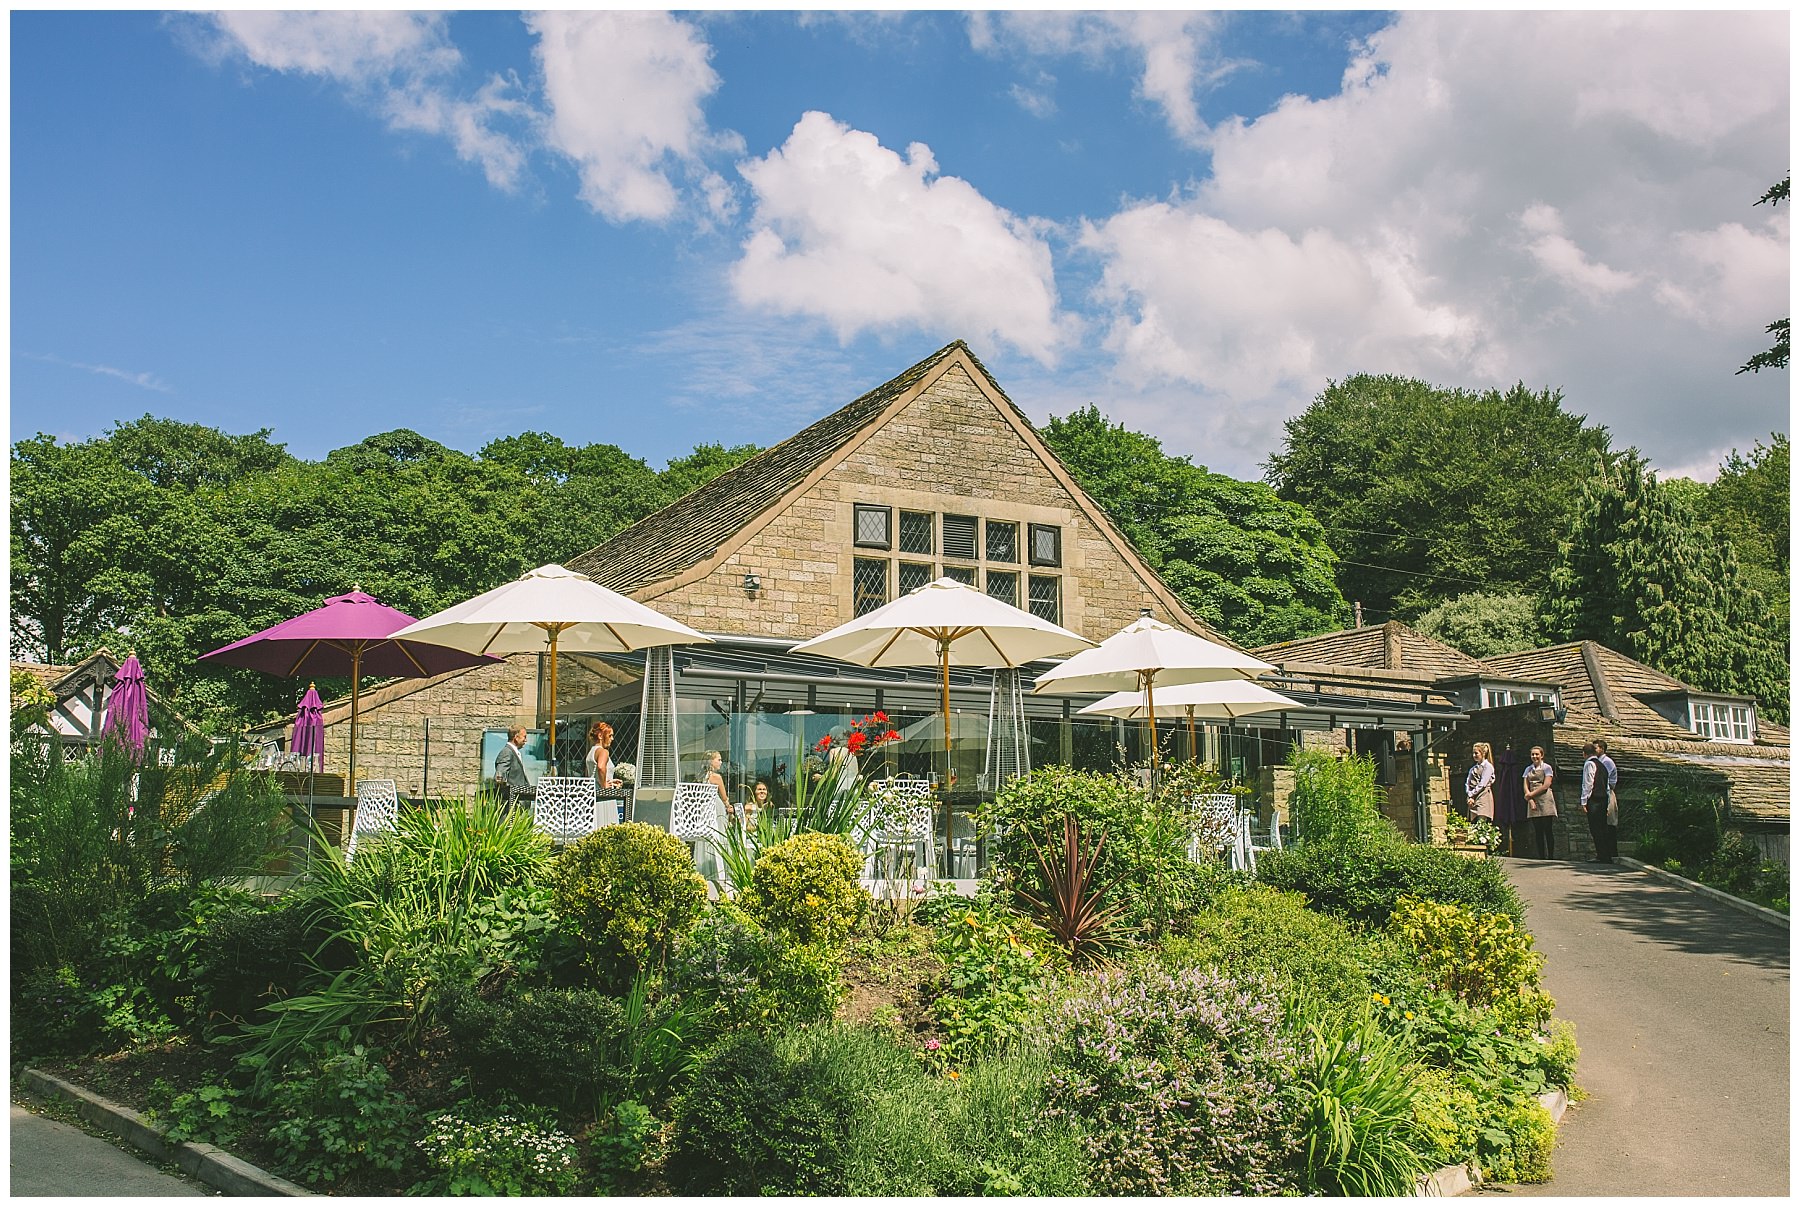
894,710,991,750
98,652,150,758
201,588,498,786
1076,679,1300,722
391,563,711,772
792,577,1092,855
1034,614,1274,773
291,683,326,773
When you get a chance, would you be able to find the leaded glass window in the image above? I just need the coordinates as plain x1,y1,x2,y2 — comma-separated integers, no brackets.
853,557,889,615
986,569,1019,607
899,510,934,555
898,561,934,595
985,519,1018,563
854,504,892,549
1027,574,1060,623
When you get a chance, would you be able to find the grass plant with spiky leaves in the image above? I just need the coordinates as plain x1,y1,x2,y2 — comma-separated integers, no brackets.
1016,813,1126,965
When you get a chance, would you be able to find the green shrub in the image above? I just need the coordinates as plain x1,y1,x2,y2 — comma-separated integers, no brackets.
1258,834,1524,927
148,1076,248,1148
929,896,1059,1062
1479,1098,1556,1184
1536,1018,1580,1090
1163,884,1420,1019
12,965,100,1058
441,983,633,1116
739,831,869,948
188,896,342,1036
241,798,557,1074
1288,1005,1428,1196
1289,750,1397,848
1409,1065,1482,1169
983,765,1233,939
1628,775,1724,867
670,1025,912,1195
667,903,843,1030
1388,896,1552,1030
413,1105,582,1196
589,1099,662,1194
1043,964,1303,1195
552,822,707,982
263,1041,418,1188
843,1044,1091,1195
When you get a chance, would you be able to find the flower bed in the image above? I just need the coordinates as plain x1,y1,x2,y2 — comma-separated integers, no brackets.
16,745,1577,1195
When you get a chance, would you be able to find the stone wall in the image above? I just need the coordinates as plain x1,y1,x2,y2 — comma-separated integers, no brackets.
310,655,539,799
636,363,1193,642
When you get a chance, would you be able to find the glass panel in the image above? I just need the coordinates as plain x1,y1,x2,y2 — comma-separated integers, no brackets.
985,519,1019,563
943,565,976,587
1027,574,1060,623
899,510,934,555
944,513,978,560
854,504,892,549
853,557,889,615
1731,706,1752,741
986,568,1019,607
1029,523,1062,566
898,561,934,595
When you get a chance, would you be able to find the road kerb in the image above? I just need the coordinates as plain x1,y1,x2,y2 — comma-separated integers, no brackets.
18,1067,314,1197
1616,857,1789,931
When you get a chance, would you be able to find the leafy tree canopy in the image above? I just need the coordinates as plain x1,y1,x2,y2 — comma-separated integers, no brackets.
1691,433,1789,622
1412,592,1542,660
1540,451,1787,722
1042,405,1348,646
1737,176,1788,375
1264,375,1613,620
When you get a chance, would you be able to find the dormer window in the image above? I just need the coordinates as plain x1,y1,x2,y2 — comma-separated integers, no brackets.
1691,699,1754,743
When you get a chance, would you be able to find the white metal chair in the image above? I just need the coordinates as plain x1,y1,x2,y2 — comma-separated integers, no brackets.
346,779,400,863
671,781,727,863
948,813,980,879
533,776,600,845
1242,803,1283,873
1187,793,1248,871
869,776,937,881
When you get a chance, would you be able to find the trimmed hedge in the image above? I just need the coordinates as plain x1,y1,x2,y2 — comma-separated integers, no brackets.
1257,836,1525,927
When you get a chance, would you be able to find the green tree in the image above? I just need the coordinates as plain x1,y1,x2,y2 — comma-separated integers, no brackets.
1691,434,1789,623
1541,452,1787,722
480,431,670,566
1737,176,1788,375
1043,406,1348,645
1412,592,1542,659
1264,375,1613,620
660,442,761,500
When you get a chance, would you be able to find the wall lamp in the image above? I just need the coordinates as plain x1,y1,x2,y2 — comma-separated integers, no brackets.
742,571,762,593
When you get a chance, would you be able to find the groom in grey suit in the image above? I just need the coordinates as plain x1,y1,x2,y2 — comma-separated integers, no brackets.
494,726,535,810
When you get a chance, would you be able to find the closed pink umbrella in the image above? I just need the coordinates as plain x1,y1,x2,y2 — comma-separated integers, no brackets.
98,652,150,759
202,589,497,786
291,683,325,773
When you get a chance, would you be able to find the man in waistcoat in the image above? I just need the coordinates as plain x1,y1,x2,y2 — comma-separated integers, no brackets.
1579,740,1615,863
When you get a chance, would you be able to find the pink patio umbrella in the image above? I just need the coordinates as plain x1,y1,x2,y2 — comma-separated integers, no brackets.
201,589,497,787
97,652,150,759
291,683,326,773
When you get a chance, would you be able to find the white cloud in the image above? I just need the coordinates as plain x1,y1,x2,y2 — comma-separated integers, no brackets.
1009,71,1058,120
527,11,737,224
21,352,173,394
730,111,1068,364
969,12,1235,146
1079,11,1788,478
196,12,528,190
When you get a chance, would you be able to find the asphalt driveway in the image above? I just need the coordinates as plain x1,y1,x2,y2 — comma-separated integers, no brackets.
1499,857,1788,1196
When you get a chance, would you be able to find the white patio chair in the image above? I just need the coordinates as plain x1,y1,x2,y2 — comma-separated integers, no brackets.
671,781,726,864
346,778,399,864
533,776,600,845
1242,803,1282,873
869,776,937,882
948,813,980,879
1187,793,1247,871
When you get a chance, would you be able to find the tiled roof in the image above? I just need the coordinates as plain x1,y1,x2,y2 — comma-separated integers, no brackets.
567,341,971,594
1560,734,1791,824
1253,621,1489,680
1485,642,1712,742
12,660,75,689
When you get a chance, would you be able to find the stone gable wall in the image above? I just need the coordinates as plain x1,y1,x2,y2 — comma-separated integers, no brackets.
637,363,1185,641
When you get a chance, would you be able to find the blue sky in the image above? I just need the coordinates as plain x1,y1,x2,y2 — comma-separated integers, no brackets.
11,10,1789,482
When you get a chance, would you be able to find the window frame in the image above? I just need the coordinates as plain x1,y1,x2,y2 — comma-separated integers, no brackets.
1027,573,1061,624
899,510,935,556
853,503,893,550
1028,523,1062,567
852,556,890,616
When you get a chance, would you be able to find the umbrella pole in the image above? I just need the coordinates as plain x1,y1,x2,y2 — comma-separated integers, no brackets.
1188,706,1197,764
548,628,561,777
1145,671,1159,787
940,637,953,876
349,646,362,791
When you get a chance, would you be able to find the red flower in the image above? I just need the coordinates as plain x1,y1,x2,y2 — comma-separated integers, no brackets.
846,731,869,754
884,730,901,743
815,734,832,750
873,710,889,724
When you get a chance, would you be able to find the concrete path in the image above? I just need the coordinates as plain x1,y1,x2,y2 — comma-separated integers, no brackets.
10,1103,210,1197
1498,857,1788,1197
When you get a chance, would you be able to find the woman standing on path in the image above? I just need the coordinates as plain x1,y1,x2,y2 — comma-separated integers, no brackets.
1523,746,1558,859
1466,742,1496,820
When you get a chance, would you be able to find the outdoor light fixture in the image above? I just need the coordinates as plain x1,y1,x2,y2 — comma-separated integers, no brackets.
742,571,761,593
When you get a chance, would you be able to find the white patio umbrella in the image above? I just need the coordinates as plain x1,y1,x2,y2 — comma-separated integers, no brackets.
391,563,711,773
1034,613,1274,774
894,709,991,751
791,577,1093,854
1077,678,1301,759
